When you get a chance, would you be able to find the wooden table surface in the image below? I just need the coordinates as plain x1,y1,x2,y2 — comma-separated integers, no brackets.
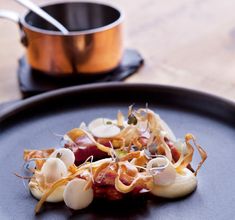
1,0,235,103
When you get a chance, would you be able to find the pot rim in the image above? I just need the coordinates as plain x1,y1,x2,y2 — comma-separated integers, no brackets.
20,0,124,36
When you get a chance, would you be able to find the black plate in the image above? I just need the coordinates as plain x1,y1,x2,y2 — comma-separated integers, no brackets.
0,83,235,220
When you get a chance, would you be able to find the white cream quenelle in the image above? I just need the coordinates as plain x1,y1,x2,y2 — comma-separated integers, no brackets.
29,157,68,202
30,184,66,203
151,168,197,198
147,156,197,198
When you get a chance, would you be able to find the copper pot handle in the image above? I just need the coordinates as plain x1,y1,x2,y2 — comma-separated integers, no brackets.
0,10,28,47
0,10,20,22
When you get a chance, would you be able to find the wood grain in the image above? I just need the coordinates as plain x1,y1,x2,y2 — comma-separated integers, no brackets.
1,0,235,103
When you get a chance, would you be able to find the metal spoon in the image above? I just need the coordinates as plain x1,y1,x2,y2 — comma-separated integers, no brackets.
15,0,69,34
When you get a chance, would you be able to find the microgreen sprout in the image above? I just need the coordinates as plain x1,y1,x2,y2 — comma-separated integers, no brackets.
106,121,113,125
56,152,62,159
127,113,138,125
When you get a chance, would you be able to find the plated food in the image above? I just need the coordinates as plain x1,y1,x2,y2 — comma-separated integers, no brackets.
18,106,207,214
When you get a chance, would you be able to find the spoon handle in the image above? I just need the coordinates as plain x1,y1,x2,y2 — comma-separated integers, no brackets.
15,0,69,34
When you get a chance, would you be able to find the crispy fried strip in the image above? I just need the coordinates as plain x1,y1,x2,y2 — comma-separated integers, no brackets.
115,176,142,193
117,111,124,127
119,151,141,161
113,138,125,149
67,128,112,154
118,162,138,177
24,148,55,161
97,137,125,149
67,128,84,141
147,132,155,148
24,149,55,171
133,138,143,149
175,134,194,172
173,134,207,175
68,164,78,174
115,125,139,138
131,153,148,167
137,108,162,132
92,162,112,180
190,134,207,176
128,105,134,116
155,134,173,161
84,177,93,191
114,164,152,193
14,172,32,179
172,148,184,168
35,178,70,214
35,160,45,170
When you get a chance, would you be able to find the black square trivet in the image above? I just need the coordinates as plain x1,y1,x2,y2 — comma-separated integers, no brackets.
17,49,144,97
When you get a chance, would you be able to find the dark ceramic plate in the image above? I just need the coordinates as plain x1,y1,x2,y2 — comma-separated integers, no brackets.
0,83,235,220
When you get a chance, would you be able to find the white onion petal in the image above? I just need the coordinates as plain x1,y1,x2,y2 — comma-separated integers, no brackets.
41,158,67,184
50,148,75,168
63,178,93,210
88,118,120,138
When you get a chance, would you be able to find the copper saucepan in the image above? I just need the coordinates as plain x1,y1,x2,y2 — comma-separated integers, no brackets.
0,1,124,75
